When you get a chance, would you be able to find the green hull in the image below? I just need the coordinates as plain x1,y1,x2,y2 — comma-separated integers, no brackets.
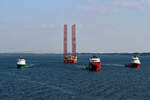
17,64,26,69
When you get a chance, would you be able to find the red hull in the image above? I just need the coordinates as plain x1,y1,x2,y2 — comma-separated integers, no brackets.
64,60,77,63
86,62,101,71
125,63,141,68
64,56,77,64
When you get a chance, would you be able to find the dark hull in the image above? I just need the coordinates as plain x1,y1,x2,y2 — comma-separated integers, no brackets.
125,63,141,68
17,64,26,69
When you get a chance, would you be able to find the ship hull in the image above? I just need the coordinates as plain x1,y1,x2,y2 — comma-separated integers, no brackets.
86,62,101,71
17,64,26,69
125,63,141,68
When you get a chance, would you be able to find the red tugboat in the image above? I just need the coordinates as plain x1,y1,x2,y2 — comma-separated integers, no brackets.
125,56,141,68
86,56,101,71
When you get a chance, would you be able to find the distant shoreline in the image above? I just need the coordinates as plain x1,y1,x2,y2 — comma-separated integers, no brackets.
0,52,150,56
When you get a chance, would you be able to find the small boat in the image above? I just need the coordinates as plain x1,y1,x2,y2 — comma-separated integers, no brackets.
125,56,141,68
17,58,26,68
86,56,101,71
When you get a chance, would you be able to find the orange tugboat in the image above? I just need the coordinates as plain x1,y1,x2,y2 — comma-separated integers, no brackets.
125,56,141,68
86,56,101,71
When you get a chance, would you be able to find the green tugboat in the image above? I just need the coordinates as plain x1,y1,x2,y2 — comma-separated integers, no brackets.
17,58,26,68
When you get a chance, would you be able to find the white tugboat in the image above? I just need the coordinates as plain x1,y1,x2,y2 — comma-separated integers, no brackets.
86,56,101,71
17,58,26,68
125,56,141,68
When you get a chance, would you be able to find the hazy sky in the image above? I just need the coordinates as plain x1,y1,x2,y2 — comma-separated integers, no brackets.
0,0,150,53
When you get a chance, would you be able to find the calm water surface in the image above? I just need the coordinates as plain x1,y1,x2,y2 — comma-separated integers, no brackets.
0,54,150,100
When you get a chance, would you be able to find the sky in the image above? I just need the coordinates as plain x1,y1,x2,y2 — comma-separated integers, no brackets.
0,0,150,53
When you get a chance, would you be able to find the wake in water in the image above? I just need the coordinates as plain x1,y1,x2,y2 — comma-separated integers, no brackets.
102,63,124,67
26,64,35,68
75,64,87,69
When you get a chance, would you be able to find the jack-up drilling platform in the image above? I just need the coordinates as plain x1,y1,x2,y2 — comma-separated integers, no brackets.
64,24,77,63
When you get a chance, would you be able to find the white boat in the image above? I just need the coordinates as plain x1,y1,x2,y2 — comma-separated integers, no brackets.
17,58,26,68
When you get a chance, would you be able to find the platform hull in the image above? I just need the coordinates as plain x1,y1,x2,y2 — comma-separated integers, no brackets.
64,60,77,63
64,56,77,64
86,62,101,71
125,63,141,68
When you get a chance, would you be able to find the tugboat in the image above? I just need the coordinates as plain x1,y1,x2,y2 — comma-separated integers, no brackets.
125,56,141,68
17,58,26,68
86,56,101,71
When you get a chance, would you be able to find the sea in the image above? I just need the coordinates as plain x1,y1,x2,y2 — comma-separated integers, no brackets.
0,54,150,100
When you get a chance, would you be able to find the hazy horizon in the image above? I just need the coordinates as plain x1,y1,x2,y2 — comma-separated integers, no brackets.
1,0,150,53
